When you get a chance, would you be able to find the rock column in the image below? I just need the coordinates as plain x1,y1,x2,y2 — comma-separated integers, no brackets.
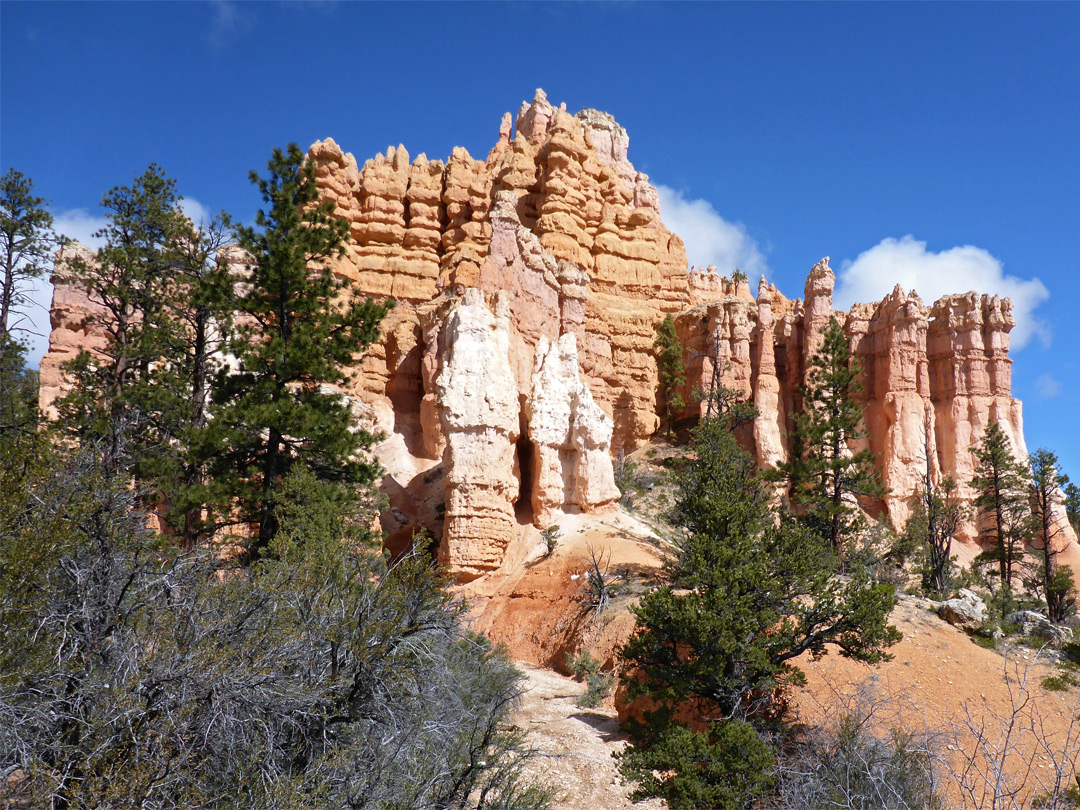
435,290,521,579
527,333,619,526
753,277,786,469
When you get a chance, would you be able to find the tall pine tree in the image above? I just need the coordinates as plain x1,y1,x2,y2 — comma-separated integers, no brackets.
0,168,62,341
198,143,393,556
56,166,233,544
58,165,194,474
1026,448,1075,622
970,421,1029,590
779,316,883,564
617,398,899,808
1,170,60,441
654,314,685,437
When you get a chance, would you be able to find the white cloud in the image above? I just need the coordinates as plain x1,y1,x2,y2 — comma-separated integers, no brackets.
835,235,1050,350
1036,373,1063,400
656,185,768,280
53,208,107,250
208,0,243,47
180,197,212,227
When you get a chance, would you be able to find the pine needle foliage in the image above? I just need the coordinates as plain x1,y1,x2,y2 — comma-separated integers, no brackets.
654,313,685,437
0,168,62,339
1066,482,1080,536
0,334,37,443
195,143,393,556
1026,448,1076,623
779,316,884,565
619,720,775,810
617,398,900,808
970,421,1030,590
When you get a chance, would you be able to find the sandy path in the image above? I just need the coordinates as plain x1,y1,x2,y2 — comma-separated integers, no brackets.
514,664,665,810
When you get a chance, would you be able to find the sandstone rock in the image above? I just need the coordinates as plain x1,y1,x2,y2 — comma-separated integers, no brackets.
38,243,109,420
300,90,692,456
1009,610,1073,643
435,289,520,580
928,292,1027,542
527,333,619,525
675,289,755,419
35,90,1079,586
803,257,835,360
854,286,933,525
937,588,989,631
753,276,786,471
688,266,753,307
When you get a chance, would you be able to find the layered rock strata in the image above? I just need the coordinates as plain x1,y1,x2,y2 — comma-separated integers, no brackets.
38,89,1075,577
308,90,690,458
674,258,1076,549
434,290,521,578
527,333,620,526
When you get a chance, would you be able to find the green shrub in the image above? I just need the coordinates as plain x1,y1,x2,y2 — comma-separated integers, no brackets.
617,719,775,810
615,453,640,507
1042,675,1073,692
540,524,560,557
566,651,614,708
1061,641,1080,667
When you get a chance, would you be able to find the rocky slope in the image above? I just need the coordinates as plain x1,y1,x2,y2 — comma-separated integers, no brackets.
39,89,1077,581
477,508,1079,810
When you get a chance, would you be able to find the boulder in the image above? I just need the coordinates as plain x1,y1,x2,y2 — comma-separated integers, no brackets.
937,589,989,631
1009,610,1073,643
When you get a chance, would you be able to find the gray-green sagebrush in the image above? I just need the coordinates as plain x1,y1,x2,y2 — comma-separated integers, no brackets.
0,433,549,809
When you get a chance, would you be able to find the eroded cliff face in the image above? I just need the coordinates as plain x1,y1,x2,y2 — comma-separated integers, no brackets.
38,89,1076,579
38,243,106,421
307,89,690,465
673,258,1076,549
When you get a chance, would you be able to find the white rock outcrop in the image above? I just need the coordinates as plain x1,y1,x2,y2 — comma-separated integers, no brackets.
435,289,520,579
526,333,619,526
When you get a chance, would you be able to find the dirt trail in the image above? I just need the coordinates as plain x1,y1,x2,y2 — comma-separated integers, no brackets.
514,664,664,810
466,483,1080,809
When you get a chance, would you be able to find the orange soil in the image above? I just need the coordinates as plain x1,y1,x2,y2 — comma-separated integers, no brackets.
464,509,1080,809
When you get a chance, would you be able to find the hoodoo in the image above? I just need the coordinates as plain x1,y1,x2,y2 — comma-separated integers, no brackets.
39,89,1077,580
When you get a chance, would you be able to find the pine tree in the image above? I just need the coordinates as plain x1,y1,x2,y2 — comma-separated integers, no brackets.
654,314,685,437
146,212,234,546
0,334,37,444
0,170,59,440
902,407,963,596
56,166,233,544
1066,482,1080,536
198,143,393,556
617,400,899,807
58,165,193,472
0,168,62,341
1026,448,1075,623
779,316,884,564
970,421,1029,591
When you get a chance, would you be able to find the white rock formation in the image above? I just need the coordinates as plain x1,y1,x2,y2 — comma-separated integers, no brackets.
435,289,520,579
527,333,619,525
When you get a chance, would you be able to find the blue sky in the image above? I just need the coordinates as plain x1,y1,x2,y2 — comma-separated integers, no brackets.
2,1,1078,476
